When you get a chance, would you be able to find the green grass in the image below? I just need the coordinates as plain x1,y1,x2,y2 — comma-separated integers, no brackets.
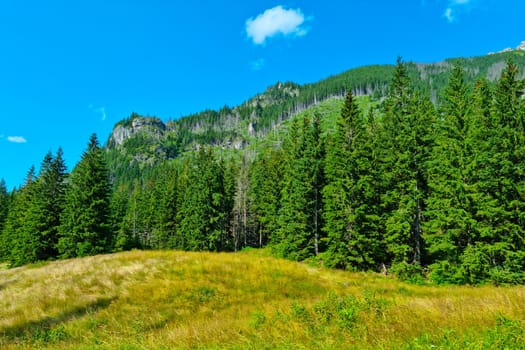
0,249,524,349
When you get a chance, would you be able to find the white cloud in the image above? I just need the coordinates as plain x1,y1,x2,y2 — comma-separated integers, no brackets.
444,7,454,22
7,136,27,143
246,6,310,45
250,58,266,71
443,0,476,23
89,104,107,121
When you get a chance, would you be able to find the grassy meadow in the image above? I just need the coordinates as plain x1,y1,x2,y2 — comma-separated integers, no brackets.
0,249,524,349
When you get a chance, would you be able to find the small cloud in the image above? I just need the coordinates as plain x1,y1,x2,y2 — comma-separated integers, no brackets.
89,104,107,121
7,136,27,143
443,0,476,23
444,7,454,22
250,58,266,71
246,6,311,45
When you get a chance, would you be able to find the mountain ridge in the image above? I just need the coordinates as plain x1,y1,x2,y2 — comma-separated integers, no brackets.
106,49,525,168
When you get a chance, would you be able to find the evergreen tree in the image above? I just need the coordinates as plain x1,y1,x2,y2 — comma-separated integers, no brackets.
58,134,112,258
111,182,135,251
425,64,477,282
0,179,9,240
276,114,324,260
249,148,284,248
0,167,35,264
152,164,179,249
176,148,228,251
36,149,68,259
322,91,383,269
379,58,435,273
116,179,145,250
469,59,525,284
274,119,305,259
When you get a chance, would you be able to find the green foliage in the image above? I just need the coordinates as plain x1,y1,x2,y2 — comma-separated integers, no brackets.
2,51,525,288
289,292,389,332
249,148,284,248
0,168,36,264
380,58,435,267
176,148,231,251
58,134,112,258
322,91,384,270
0,179,8,234
0,151,67,266
275,114,325,260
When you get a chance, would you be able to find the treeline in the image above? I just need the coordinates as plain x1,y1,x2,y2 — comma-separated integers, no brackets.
143,51,525,156
1,58,524,285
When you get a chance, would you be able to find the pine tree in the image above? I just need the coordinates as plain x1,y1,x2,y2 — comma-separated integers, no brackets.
0,167,35,265
0,179,9,240
322,91,383,269
111,182,135,251
249,148,284,248
323,91,361,268
380,58,435,274
153,163,179,249
58,134,112,258
274,118,307,259
469,59,525,284
425,64,477,282
116,179,145,250
176,148,228,251
35,149,68,260
276,114,324,260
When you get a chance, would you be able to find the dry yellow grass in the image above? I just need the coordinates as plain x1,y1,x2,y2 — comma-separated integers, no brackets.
0,249,523,349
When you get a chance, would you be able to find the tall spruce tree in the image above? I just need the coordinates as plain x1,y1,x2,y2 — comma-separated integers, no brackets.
0,179,9,240
115,179,146,250
276,114,324,260
0,167,35,265
380,58,435,273
425,64,477,282
150,164,179,249
58,134,112,258
323,91,365,268
249,148,284,248
13,150,68,264
36,149,67,260
470,59,525,284
111,182,135,251
176,148,228,251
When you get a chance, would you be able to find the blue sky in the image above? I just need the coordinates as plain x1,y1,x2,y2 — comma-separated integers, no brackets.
1,0,524,189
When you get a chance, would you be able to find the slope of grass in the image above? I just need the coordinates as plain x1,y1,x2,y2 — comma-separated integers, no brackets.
0,249,524,349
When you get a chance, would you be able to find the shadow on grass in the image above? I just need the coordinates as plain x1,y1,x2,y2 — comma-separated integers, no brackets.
0,281,13,291
0,279,17,291
0,296,115,339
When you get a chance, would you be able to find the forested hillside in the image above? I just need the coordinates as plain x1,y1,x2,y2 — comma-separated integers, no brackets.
105,50,525,181
1,51,525,285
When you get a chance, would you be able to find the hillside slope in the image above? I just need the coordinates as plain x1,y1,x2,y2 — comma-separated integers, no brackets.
105,50,525,169
1,250,524,349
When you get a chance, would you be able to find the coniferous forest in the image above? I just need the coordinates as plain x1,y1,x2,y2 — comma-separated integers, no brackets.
1,57,525,285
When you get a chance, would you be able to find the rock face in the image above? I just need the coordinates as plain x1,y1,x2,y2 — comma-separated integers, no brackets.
110,117,166,146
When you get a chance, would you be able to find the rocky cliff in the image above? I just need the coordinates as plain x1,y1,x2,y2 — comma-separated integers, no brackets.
109,115,166,147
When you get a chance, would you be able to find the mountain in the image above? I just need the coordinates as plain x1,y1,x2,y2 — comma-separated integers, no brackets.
3,44,525,287
105,49,525,182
